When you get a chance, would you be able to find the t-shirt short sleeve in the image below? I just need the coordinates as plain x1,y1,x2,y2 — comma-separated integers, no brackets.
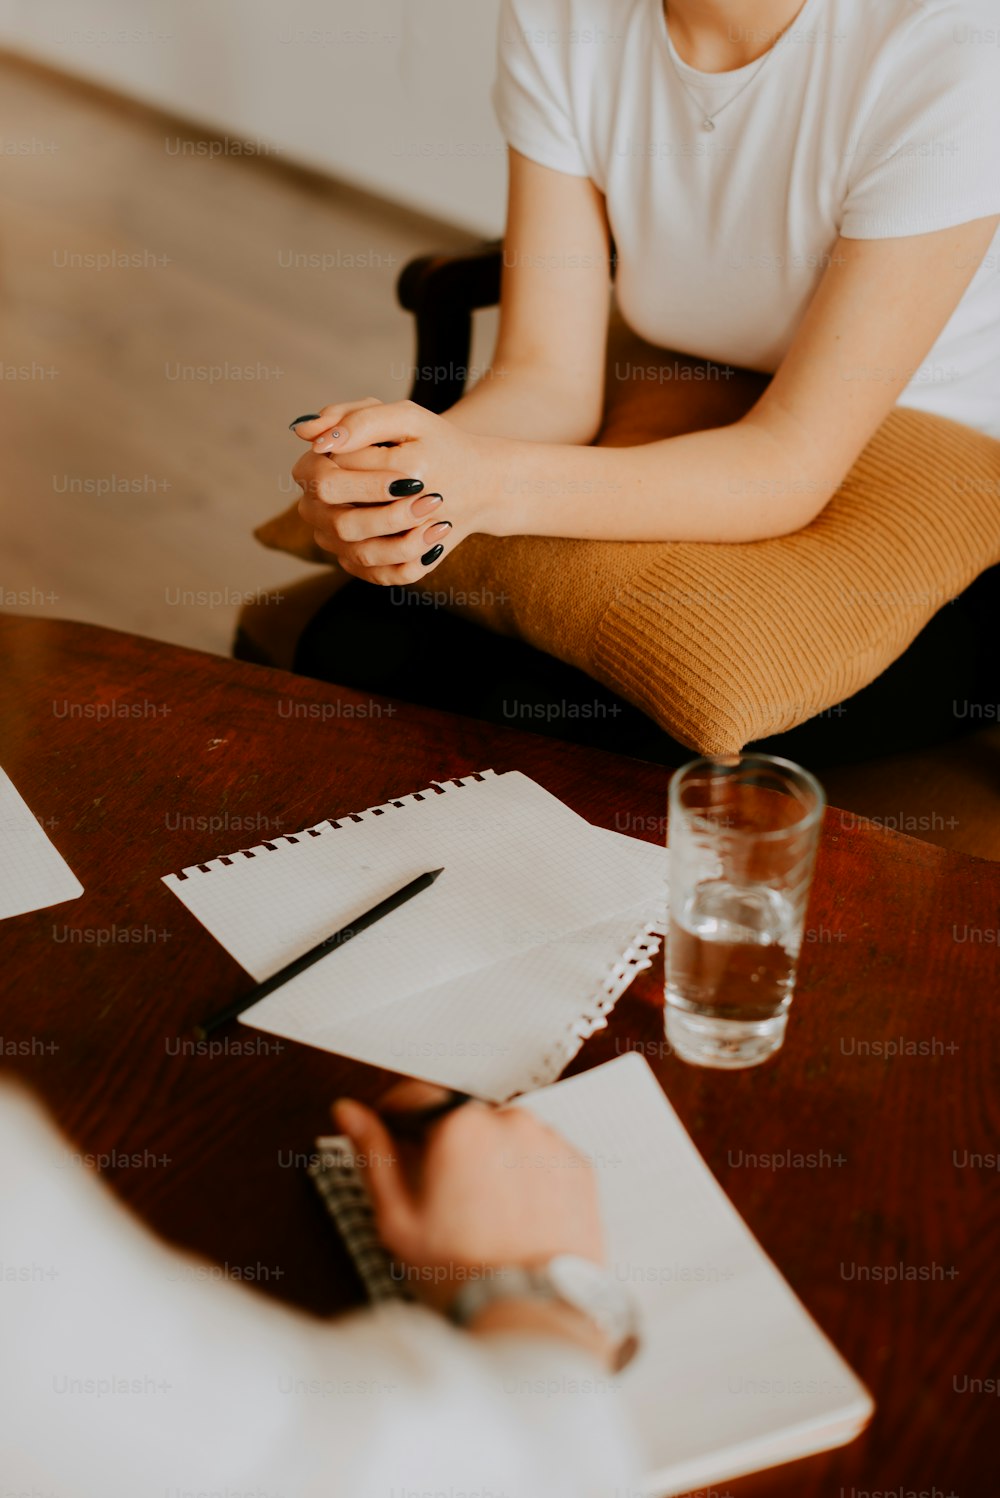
841,4,1000,238
493,0,591,177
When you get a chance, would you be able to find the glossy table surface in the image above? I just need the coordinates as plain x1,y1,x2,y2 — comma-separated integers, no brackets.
1,615,997,1497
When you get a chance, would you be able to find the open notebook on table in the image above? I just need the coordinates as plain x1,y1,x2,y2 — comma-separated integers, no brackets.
163,770,667,1100
312,1054,874,1496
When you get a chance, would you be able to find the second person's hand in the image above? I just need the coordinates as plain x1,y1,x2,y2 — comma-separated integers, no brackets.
332,1097,607,1336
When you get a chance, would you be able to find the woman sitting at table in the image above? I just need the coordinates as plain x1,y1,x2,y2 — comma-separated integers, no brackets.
290,0,999,579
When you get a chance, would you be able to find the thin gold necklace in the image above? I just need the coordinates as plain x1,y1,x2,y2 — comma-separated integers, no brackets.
664,5,791,131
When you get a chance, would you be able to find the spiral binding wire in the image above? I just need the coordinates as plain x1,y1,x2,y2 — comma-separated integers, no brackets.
308,1135,411,1305
168,770,498,881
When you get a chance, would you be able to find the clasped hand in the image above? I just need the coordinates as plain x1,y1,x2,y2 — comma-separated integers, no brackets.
291,398,504,586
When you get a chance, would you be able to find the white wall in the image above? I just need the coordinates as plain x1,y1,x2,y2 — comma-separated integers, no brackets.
0,0,507,235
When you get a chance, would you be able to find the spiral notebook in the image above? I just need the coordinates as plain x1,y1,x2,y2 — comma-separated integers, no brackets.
311,1055,873,1496
163,770,667,1100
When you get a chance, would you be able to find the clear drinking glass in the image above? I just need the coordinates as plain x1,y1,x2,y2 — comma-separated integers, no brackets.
665,754,825,1069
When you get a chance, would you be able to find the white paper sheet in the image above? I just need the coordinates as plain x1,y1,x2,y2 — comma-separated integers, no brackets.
253,903,663,1100
163,771,667,1098
518,1056,874,1496
0,767,83,919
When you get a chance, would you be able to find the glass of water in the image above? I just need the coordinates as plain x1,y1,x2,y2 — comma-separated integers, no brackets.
665,754,825,1069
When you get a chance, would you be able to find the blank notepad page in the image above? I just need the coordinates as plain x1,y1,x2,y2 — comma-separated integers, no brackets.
162,771,667,1098
519,1056,874,1495
165,771,664,1019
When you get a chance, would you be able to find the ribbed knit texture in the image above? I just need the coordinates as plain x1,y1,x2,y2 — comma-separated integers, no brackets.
255,407,1000,755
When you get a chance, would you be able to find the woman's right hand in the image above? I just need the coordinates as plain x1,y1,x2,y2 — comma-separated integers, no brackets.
332,1097,605,1309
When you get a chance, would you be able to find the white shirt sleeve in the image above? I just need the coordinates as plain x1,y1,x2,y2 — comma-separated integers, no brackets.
493,0,591,176
0,1084,639,1498
841,3,1000,239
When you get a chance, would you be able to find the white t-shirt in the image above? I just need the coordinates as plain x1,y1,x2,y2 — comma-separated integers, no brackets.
494,0,1000,438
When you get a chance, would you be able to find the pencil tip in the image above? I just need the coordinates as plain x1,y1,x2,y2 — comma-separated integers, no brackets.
429,867,445,880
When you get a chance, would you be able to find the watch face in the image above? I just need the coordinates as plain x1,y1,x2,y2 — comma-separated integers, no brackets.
546,1253,635,1334
547,1253,607,1306
545,1255,640,1370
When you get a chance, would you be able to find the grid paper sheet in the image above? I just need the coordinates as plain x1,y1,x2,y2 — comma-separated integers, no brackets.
256,899,664,1100
163,770,667,1099
518,1056,874,1495
0,767,83,919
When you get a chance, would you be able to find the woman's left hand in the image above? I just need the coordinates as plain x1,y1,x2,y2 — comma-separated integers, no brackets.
291,399,506,585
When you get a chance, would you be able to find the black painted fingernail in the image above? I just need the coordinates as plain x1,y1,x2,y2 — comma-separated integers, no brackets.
288,413,321,429
421,543,445,566
388,478,424,497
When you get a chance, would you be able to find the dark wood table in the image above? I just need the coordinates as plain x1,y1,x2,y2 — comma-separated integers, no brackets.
1,615,997,1497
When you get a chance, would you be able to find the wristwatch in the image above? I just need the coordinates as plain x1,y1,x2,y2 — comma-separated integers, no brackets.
447,1254,640,1371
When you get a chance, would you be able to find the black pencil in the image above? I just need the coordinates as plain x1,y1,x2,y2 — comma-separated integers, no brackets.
194,867,444,1038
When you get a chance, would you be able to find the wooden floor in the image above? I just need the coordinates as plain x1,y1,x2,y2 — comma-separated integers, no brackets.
0,55,483,656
